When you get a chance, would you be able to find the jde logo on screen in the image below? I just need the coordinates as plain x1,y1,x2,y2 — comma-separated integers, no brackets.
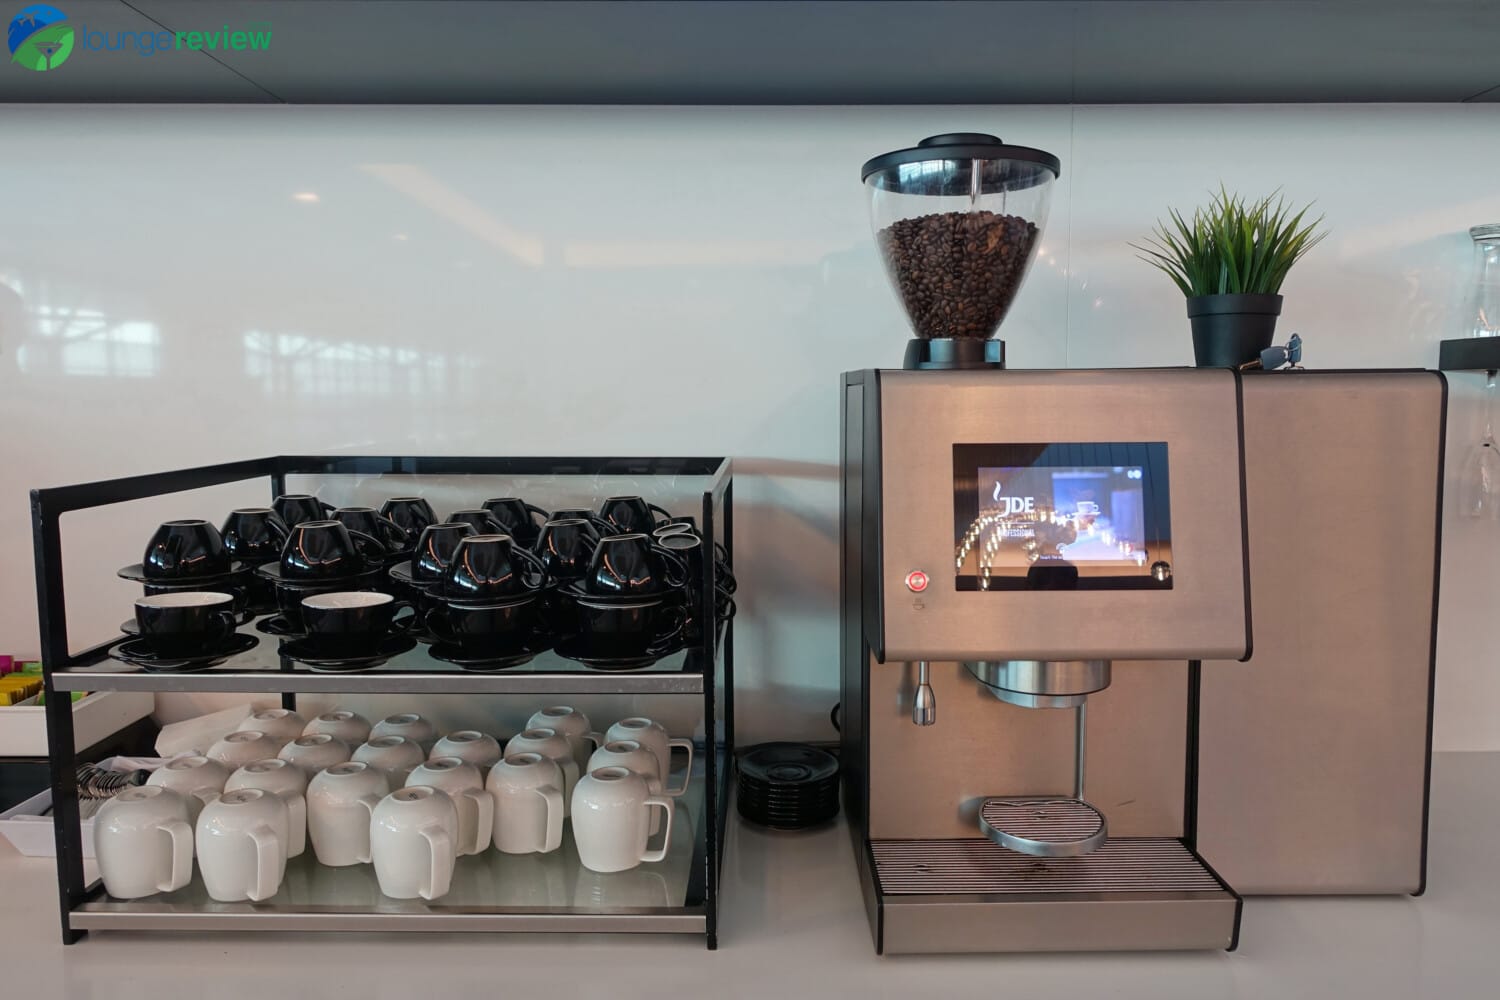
991,483,1037,516
9,4,272,71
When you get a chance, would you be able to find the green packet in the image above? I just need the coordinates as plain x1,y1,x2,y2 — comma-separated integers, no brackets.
34,691,86,706
19,661,42,675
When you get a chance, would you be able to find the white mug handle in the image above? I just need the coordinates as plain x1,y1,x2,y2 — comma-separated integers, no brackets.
641,796,673,865
666,739,694,796
159,819,195,893
535,783,564,853
466,789,494,855
420,824,453,900
356,794,381,863
247,823,280,901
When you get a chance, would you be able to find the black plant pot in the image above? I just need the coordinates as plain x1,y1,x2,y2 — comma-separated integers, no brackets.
1186,293,1283,368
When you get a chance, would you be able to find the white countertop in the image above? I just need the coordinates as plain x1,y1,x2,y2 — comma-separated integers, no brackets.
3,752,1496,1000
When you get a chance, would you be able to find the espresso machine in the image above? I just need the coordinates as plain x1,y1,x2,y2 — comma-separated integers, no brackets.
842,135,1445,954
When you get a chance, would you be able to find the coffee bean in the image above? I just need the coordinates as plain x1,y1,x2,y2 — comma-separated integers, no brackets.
876,210,1039,339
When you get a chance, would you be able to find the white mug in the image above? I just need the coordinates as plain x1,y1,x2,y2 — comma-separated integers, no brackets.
146,754,229,823
225,758,308,858
526,706,602,776
302,709,372,746
571,767,673,874
307,761,389,867
605,718,693,796
353,735,426,785
206,729,278,770
277,733,352,776
370,713,437,752
370,786,457,900
196,788,289,902
406,758,494,856
486,752,565,855
587,740,670,835
234,707,306,745
429,730,503,770
504,728,580,816
94,786,194,899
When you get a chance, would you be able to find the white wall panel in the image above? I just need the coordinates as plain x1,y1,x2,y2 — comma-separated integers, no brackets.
0,104,1494,748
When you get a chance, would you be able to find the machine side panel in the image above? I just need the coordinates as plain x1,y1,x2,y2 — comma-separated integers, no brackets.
840,376,870,836
1196,371,1443,893
877,368,1249,662
867,658,1187,839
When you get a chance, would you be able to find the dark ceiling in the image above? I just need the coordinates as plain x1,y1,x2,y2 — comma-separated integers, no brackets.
2,0,1498,104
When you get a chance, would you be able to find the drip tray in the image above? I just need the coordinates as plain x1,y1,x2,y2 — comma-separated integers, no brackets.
866,837,1240,954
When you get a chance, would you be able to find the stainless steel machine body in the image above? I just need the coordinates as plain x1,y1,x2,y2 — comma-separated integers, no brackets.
1195,370,1445,894
840,366,1446,955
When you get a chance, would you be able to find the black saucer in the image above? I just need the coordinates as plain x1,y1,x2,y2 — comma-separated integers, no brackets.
428,641,542,671
121,608,255,636
553,636,682,671
255,615,305,637
117,562,251,585
387,563,436,590
255,562,385,586
278,633,417,671
110,632,259,672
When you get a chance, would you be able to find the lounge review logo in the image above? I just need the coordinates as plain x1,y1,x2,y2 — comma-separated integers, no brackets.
8,4,72,71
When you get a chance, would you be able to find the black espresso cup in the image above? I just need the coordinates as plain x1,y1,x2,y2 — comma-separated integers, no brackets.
438,534,547,601
425,591,544,651
534,518,602,582
135,591,238,655
446,509,506,535
481,498,550,546
599,496,673,535
411,522,478,584
142,520,234,580
569,593,687,658
220,509,289,565
278,520,387,580
301,592,414,649
657,532,737,596
144,576,253,613
272,572,383,629
380,497,437,542
333,507,408,551
551,509,619,536
273,494,337,528
586,533,688,598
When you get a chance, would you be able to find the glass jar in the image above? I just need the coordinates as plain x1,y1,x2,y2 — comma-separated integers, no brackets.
1464,224,1500,338
862,134,1059,343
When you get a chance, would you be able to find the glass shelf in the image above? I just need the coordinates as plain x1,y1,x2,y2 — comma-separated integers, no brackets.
73,764,707,934
52,621,716,695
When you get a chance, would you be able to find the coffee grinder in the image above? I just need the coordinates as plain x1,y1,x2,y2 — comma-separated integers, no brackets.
842,135,1445,955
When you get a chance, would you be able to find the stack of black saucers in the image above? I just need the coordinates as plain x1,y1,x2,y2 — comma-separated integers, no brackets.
736,743,840,830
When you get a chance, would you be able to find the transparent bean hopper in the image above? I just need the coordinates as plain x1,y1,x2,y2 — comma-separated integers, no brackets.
862,133,1059,370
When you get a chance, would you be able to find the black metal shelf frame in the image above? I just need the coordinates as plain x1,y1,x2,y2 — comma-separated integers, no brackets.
31,455,734,948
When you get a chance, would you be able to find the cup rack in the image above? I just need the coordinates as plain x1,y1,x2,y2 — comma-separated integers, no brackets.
31,455,734,948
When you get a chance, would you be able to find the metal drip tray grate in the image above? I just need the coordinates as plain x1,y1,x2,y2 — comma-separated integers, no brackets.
979,797,1106,857
871,837,1226,895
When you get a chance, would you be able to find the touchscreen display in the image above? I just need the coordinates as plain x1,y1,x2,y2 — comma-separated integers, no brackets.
953,443,1171,591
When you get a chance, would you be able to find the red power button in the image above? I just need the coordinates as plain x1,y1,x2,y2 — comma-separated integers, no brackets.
905,570,929,593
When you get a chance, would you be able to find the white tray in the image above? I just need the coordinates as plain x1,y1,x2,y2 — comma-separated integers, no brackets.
0,691,153,757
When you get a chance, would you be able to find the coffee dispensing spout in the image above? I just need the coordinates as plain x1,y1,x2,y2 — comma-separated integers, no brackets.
912,661,936,726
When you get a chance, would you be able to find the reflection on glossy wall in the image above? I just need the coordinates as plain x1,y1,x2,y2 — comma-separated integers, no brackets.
1,105,1497,748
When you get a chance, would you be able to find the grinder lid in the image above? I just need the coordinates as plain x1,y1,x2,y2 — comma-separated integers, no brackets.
861,133,1061,187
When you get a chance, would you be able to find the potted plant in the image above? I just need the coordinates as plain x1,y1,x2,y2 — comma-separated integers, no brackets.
1135,187,1325,367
